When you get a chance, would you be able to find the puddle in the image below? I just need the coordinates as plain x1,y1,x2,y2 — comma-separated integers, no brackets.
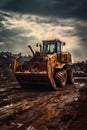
0,88,7,92
5,104,13,108
80,83,85,87
75,77,87,79
74,82,79,85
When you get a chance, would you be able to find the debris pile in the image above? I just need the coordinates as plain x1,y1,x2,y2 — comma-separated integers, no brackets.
73,61,87,77
16,60,47,72
0,51,21,79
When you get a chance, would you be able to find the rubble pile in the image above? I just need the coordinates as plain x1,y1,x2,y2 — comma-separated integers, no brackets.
17,60,47,72
25,60,47,71
0,51,19,79
73,61,87,77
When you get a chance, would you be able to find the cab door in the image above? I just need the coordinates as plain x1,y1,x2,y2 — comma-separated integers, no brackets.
57,42,61,62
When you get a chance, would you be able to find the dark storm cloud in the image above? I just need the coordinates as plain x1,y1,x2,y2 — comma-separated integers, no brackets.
69,20,87,60
76,24,87,41
0,29,37,53
0,0,87,20
74,22,87,49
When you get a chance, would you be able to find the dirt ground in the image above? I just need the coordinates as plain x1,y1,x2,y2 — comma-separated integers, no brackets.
0,74,87,130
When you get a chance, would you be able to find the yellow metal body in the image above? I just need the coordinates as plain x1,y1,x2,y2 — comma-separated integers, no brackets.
14,51,72,90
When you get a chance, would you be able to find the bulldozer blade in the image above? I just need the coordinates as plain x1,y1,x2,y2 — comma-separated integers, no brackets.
15,72,54,90
14,57,59,90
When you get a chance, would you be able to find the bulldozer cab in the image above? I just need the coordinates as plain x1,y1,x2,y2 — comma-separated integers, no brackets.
43,40,62,54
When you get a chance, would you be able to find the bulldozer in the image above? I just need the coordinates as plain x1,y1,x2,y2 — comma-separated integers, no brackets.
14,39,75,90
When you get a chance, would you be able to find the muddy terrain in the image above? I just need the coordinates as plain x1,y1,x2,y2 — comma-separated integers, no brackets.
0,71,87,130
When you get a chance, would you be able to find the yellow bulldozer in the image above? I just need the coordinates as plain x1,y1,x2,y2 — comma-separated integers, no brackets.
14,39,75,90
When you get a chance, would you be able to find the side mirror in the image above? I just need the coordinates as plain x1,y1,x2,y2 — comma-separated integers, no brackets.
36,43,39,47
36,43,41,47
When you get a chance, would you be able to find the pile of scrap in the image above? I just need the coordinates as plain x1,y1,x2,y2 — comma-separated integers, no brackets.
16,60,47,72
73,61,87,77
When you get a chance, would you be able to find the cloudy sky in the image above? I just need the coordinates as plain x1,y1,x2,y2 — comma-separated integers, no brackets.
0,0,87,61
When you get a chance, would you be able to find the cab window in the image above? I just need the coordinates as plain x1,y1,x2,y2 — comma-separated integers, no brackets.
43,42,56,53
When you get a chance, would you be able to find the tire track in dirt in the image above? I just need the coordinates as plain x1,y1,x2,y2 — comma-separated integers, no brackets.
0,78,87,130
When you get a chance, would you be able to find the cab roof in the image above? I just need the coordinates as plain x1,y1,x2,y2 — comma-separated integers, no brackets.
43,39,63,44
